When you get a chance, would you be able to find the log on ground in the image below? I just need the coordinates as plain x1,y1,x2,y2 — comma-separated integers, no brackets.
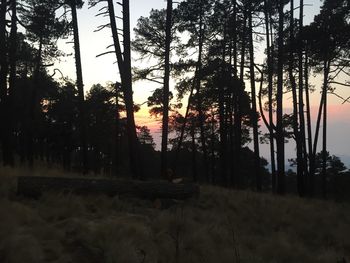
16,176,200,199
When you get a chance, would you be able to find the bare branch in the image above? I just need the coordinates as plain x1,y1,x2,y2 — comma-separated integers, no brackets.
329,81,350,88
328,92,350,104
96,11,109,17
96,51,116,58
98,6,108,12
142,78,163,85
94,23,111,32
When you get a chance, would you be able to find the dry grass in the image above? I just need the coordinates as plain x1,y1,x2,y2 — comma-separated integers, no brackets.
0,166,350,263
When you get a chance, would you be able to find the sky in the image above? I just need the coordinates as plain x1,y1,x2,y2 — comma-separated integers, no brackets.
52,0,350,166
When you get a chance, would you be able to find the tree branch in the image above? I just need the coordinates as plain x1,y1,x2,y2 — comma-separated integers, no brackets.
96,50,116,57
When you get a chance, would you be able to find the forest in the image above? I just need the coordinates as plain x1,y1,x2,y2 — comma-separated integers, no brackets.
0,0,350,261
1,0,349,196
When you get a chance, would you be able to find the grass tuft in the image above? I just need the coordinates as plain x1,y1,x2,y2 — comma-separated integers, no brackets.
1,169,350,262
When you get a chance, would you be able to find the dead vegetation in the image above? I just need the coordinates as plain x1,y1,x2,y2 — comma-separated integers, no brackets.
0,166,349,262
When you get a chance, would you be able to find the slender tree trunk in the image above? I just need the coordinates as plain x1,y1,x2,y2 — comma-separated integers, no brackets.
173,74,195,171
310,59,329,197
311,79,324,182
191,118,197,182
0,0,14,166
218,22,228,186
0,0,7,102
114,82,121,175
229,0,237,187
248,3,261,191
304,50,314,195
71,2,88,174
322,60,329,198
27,35,43,167
210,111,216,184
106,0,140,178
298,0,308,195
263,0,276,192
107,0,124,72
289,0,304,196
122,0,141,179
235,9,247,188
276,1,285,194
5,0,17,167
161,0,172,179
195,0,209,182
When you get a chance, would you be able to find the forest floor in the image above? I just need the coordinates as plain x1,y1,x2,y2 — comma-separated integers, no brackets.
0,166,350,263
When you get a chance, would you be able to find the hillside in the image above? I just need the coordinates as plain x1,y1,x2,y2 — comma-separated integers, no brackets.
0,167,349,263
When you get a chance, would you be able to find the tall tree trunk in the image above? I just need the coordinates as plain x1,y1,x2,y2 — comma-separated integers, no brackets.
107,0,124,72
229,0,237,187
122,0,141,179
191,118,197,182
27,35,43,167
311,78,324,184
276,0,285,194
235,9,247,188
289,0,304,196
321,60,329,198
298,0,308,196
175,0,207,182
0,0,14,166
161,0,172,179
210,110,216,184
310,59,329,198
71,2,88,174
173,72,195,172
219,23,228,186
114,82,121,175
5,0,17,167
248,2,261,191
304,50,313,195
195,0,209,182
0,0,7,102
263,0,276,192
106,0,140,178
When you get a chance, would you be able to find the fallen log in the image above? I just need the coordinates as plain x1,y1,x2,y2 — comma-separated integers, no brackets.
17,176,199,200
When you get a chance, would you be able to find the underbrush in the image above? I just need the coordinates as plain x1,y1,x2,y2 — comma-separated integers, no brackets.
0,167,349,262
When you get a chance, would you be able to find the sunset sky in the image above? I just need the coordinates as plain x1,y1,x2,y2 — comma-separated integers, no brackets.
52,0,350,165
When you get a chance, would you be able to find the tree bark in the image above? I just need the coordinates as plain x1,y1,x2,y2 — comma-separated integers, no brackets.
5,0,17,167
122,0,141,179
0,0,7,103
195,0,209,182
263,0,276,192
71,2,88,174
218,23,228,186
304,50,314,195
276,1,285,194
114,82,121,175
190,118,197,182
288,0,304,196
298,0,308,196
248,2,261,191
161,0,172,179
235,9,247,188
0,0,15,166
321,60,329,198
27,35,43,167
229,0,237,187
106,0,140,178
